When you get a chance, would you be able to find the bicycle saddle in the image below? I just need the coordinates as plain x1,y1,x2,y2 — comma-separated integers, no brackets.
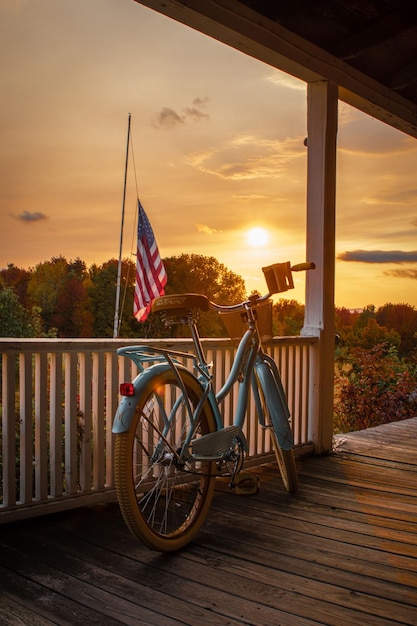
152,293,210,314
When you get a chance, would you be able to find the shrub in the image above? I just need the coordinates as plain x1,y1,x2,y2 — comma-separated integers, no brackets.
334,343,417,433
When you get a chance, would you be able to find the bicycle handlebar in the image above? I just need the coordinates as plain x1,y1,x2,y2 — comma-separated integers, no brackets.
209,261,315,313
152,261,315,316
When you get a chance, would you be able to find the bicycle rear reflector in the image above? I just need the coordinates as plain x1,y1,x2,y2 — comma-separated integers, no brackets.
120,383,135,396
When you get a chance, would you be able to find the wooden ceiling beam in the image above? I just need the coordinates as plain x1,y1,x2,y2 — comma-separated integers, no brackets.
389,58,417,90
335,5,417,61
133,0,417,138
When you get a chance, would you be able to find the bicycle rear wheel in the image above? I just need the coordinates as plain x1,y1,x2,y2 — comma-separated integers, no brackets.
114,368,216,551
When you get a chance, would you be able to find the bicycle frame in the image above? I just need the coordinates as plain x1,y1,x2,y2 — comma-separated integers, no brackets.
113,312,293,451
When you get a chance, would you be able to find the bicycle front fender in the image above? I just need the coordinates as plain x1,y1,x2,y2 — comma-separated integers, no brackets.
254,358,293,450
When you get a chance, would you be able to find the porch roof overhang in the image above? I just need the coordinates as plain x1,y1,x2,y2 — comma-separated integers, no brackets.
133,0,417,138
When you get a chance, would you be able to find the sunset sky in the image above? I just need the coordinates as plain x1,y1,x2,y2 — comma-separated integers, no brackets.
1,0,417,309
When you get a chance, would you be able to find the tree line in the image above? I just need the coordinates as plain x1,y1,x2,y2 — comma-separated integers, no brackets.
0,254,247,339
1,254,417,432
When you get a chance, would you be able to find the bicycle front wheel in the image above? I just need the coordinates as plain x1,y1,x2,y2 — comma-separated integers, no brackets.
255,367,298,493
269,431,298,494
114,368,216,552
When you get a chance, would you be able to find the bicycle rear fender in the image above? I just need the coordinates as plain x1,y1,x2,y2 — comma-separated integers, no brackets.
112,362,192,434
254,357,294,450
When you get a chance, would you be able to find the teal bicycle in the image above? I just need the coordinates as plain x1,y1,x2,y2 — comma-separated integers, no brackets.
113,261,314,551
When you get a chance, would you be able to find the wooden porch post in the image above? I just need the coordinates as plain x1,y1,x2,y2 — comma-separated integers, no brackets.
302,80,338,453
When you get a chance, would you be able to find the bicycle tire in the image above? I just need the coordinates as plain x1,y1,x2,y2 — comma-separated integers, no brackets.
269,431,298,493
254,369,298,493
114,368,216,552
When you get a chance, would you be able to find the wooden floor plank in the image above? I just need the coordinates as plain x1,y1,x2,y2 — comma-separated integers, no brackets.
0,562,124,626
1,525,261,626
7,508,406,626
1,418,417,625
0,592,58,626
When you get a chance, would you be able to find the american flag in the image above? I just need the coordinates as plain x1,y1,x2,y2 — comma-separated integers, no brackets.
133,200,167,322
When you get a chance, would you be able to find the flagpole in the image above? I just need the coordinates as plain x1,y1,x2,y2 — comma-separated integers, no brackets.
113,113,131,338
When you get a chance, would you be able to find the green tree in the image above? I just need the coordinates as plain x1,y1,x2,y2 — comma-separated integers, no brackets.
27,256,69,334
115,258,150,338
164,254,246,303
88,257,141,338
26,256,92,337
272,299,305,336
88,259,119,337
357,318,400,350
355,304,376,329
0,286,44,337
162,254,247,337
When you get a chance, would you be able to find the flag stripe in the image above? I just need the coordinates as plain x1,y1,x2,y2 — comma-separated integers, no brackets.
133,200,167,322
137,240,164,300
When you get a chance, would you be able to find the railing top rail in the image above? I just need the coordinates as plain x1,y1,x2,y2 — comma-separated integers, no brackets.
0,335,318,353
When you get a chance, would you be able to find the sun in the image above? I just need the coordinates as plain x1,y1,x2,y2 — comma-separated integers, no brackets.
247,227,269,247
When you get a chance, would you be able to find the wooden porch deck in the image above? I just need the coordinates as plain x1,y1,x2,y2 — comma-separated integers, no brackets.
1,418,416,626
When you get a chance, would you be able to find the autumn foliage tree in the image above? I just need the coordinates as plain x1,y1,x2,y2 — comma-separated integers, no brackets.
376,303,417,359
0,264,31,309
334,343,417,433
273,299,305,336
335,305,401,360
25,257,93,337
162,254,247,337
334,304,417,432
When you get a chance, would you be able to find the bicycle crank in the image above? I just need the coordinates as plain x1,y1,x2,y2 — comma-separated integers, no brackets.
190,425,248,461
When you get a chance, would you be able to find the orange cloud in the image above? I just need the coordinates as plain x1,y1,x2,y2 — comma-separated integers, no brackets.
152,98,210,129
13,211,48,223
196,224,220,235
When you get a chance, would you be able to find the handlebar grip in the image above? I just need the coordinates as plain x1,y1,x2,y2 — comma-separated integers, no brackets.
291,262,316,272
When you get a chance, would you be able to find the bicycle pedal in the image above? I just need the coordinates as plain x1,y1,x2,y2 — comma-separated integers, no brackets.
230,471,260,495
191,425,248,460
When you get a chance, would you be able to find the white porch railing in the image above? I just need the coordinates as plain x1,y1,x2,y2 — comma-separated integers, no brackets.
0,336,317,522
